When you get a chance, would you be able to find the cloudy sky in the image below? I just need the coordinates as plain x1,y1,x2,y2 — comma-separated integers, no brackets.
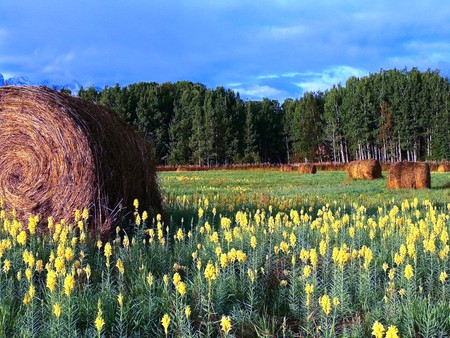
1,0,449,100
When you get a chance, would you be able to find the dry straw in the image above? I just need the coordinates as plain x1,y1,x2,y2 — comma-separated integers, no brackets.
297,164,317,174
347,159,382,179
0,86,162,239
437,163,450,173
280,164,293,172
387,162,431,189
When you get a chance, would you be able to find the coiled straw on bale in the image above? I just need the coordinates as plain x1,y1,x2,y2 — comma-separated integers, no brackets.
347,159,382,179
297,164,317,174
0,86,162,239
387,162,430,189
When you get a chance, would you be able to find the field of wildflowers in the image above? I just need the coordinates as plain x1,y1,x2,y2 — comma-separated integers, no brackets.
0,170,449,337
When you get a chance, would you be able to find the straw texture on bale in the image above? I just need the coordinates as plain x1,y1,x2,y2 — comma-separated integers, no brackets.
387,162,430,189
280,164,293,172
347,160,382,180
437,163,450,173
0,86,162,239
297,164,317,174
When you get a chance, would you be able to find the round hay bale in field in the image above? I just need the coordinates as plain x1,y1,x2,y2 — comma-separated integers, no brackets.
0,86,162,239
280,164,292,172
387,162,430,189
347,160,382,179
297,164,317,174
437,163,450,173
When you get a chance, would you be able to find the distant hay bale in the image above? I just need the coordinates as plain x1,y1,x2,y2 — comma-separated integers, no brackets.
347,160,382,179
437,163,450,173
280,164,293,172
0,86,163,239
387,162,430,189
297,164,317,174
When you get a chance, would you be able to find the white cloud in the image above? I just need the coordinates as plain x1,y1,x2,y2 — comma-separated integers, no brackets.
231,84,282,99
292,66,368,92
262,24,308,40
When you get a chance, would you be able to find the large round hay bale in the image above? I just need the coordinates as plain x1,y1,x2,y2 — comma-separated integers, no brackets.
297,164,317,174
387,162,430,189
280,164,292,172
347,159,382,179
0,86,162,239
437,163,450,173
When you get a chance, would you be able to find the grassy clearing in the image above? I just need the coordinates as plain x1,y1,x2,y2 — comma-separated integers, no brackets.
0,170,448,337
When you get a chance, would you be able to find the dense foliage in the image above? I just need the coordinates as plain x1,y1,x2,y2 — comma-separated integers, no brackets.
78,68,450,164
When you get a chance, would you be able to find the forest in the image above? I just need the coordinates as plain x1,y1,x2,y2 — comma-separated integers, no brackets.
77,68,450,165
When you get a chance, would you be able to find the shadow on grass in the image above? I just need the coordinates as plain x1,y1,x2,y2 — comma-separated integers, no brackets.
433,181,450,190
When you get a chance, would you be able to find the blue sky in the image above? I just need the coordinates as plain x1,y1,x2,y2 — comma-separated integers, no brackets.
1,0,449,101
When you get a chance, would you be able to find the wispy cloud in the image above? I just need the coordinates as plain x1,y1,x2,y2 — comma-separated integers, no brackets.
229,84,283,100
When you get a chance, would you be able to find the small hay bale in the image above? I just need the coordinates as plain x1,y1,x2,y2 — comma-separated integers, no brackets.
280,164,292,172
297,164,317,174
387,162,430,189
347,160,382,179
437,163,450,173
0,86,163,239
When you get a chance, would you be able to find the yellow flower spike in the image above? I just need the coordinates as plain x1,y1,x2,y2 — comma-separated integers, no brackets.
118,292,124,307
85,264,92,281
25,268,32,281
133,199,139,210
82,208,89,220
404,264,414,281
142,211,148,222
116,259,125,276
161,313,171,336
95,306,105,334
96,240,102,250
163,274,169,287
385,325,399,338
53,302,62,319
146,272,154,287
74,209,81,222
332,296,339,308
198,207,204,218
204,261,217,282
104,242,112,258
64,274,75,296
319,294,331,316
220,315,232,334
46,270,57,293
173,272,181,286
176,281,187,296
439,271,447,284
185,305,191,318
17,230,27,246
371,321,385,338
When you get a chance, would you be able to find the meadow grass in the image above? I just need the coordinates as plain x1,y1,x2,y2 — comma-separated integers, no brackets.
0,170,448,337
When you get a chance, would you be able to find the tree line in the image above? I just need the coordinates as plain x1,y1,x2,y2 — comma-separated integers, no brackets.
77,68,450,165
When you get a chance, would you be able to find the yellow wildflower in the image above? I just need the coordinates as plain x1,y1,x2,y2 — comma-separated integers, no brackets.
221,315,232,334
161,313,171,336
185,305,191,318
176,281,187,296
319,294,331,316
104,242,112,258
133,199,139,209
439,271,447,284
53,302,62,319
95,307,105,333
116,258,125,275
385,325,399,338
64,274,75,296
3,259,11,274
46,270,57,293
17,230,27,246
147,272,154,287
404,264,414,281
204,262,217,282
371,321,385,338
118,292,124,307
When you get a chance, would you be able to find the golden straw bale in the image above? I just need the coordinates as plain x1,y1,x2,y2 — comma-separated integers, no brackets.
387,162,430,189
0,86,162,239
297,164,317,174
347,160,382,179
437,163,450,173
280,164,293,172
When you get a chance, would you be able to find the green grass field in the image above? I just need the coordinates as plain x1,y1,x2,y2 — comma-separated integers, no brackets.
0,170,449,337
